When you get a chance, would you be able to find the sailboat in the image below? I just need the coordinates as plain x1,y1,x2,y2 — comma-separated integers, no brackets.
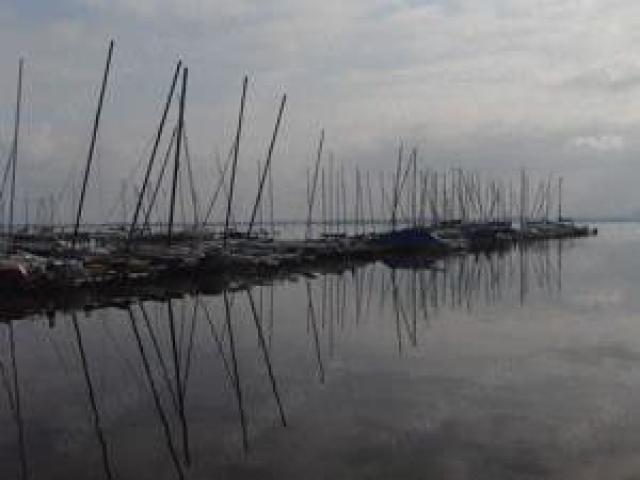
370,226,448,252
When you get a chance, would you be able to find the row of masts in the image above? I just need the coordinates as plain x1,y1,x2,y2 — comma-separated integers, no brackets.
0,41,569,248
0,164,567,235
305,153,566,237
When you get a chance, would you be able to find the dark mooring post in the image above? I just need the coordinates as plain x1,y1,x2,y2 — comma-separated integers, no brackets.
128,60,182,245
247,93,286,237
168,67,188,246
8,58,23,245
72,40,113,247
224,76,248,248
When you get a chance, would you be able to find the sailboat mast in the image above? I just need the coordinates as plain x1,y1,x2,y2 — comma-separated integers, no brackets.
72,41,114,246
248,94,286,237
223,76,248,247
9,57,23,243
391,143,403,230
128,60,181,243
167,67,188,245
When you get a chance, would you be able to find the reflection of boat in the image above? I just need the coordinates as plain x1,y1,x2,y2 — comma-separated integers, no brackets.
370,227,448,251
0,261,30,289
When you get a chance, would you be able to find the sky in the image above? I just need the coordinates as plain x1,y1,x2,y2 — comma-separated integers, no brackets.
1,0,640,224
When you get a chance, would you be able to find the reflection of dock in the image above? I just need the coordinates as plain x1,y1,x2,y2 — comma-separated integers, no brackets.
1,235,573,325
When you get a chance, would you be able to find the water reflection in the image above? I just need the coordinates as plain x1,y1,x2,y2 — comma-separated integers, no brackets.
0,240,570,479
127,305,185,479
2,321,28,479
72,312,114,479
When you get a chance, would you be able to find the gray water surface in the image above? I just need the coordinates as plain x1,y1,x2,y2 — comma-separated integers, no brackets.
2,224,639,479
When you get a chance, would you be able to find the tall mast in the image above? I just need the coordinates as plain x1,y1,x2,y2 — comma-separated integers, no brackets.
354,166,361,234
411,148,417,226
321,169,326,236
128,60,181,244
443,171,448,222
520,168,525,228
328,154,334,233
223,76,248,247
367,171,374,232
167,67,188,245
391,143,403,230
341,164,346,235
72,40,114,246
545,176,551,221
269,150,274,237
9,57,23,244
433,171,439,224
247,94,286,237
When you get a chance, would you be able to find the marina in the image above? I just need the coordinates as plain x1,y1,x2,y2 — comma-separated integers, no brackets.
0,4,629,477
0,41,595,311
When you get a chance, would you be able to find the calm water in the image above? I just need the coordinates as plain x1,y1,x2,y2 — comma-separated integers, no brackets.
3,224,640,479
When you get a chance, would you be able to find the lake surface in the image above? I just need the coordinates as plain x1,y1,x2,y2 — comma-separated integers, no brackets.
3,223,640,479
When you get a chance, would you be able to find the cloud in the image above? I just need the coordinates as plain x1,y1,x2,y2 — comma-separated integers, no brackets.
554,59,640,92
569,135,626,152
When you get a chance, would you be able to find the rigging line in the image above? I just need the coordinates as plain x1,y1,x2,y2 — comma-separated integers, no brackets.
180,296,199,399
208,149,238,227
201,300,234,387
201,147,233,227
182,126,200,229
102,132,160,225
141,126,178,235
0,142,14,204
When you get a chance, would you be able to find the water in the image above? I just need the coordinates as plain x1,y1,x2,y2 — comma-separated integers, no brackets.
2,223,640,479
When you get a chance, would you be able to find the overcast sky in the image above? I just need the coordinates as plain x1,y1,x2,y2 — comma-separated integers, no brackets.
1,0,639,223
